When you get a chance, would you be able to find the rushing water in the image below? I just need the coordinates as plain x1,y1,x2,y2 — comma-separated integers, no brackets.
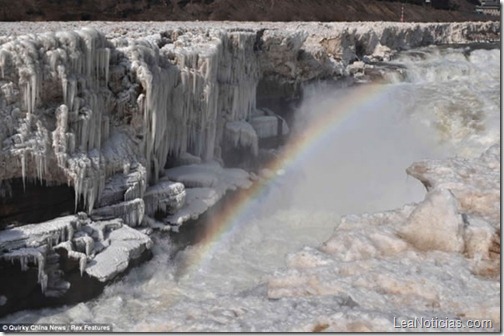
2,45,500,331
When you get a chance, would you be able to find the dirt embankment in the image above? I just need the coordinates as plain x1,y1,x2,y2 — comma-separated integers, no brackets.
0,0,497,22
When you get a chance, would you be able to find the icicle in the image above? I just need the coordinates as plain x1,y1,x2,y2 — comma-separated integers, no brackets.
0,49,8,78
68,251,87,276
104,48,110,87
36,251,47,293
20,151,26,190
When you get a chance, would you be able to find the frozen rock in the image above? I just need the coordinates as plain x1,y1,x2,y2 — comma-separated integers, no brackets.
160,162,252,228
249,108,289,139
397,189,465,253
0,213,152,305
97,166,147,207
84,225,152,282
0,215,77,252
224,121,259,156
143,181,186,216
164,188,221,227
0,21,498,228
91,198,145,227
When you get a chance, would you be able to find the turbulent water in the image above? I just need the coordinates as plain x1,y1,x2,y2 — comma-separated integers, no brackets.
2,45,500,331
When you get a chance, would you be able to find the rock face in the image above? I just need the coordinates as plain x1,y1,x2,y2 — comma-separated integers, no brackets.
0,21,499,316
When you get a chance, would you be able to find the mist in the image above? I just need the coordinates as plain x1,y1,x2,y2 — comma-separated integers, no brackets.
284,80,450,216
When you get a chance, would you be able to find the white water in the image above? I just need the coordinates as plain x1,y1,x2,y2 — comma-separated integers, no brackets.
2,46,500,331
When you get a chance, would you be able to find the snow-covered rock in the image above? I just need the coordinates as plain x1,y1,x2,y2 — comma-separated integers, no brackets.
156,162,252,229
143,181,186,217
91,198,145,227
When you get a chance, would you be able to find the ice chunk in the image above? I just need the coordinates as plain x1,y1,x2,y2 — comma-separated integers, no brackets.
164,188,221,226
144,181,186,216
224,121,258,156
250,115,289,139
407,143,500,226
84,226,152,282
397,189,465,253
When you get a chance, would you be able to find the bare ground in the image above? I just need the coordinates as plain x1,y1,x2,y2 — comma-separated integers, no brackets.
0,0,497,22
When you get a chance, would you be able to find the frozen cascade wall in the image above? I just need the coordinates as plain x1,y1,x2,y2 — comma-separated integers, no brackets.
0,21,499,216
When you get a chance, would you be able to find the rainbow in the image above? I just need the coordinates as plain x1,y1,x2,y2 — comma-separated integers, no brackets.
178,83,392,277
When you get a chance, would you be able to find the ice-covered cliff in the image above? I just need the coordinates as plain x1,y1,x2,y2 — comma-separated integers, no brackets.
0,21,499,220
0,21,500,316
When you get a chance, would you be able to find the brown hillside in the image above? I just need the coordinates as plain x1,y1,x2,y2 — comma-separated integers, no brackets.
0,0,498,22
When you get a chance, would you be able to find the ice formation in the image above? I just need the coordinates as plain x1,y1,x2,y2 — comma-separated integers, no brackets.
250,108,290,139
262,143,501,331
224,121,259,156
85,226,152,282
0,21,498,217
0,213,151,297
159,162,252,228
